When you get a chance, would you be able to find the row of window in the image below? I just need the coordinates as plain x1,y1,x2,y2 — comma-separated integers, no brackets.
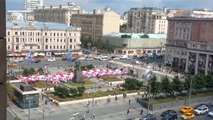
7,38,79,43
8,31,78,37
7,45,76,50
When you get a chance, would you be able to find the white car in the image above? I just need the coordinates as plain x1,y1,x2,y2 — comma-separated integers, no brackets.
194,106,209,115
208,111,213,117
47,57,56,62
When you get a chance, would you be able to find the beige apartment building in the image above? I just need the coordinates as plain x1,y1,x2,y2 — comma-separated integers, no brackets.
6,21,81,56
34,3,81,25
165,17,213,75
127,7,168,34
71,8,120,41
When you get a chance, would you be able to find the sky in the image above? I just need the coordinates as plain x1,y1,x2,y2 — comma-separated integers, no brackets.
6,0,213,14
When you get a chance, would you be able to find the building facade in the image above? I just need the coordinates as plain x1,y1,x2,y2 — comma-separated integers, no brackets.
127,7,168,34
165,17,213,75
25,0,43,11
6,21,81,56
71,8,120,41
103,33,166,56
34,3,81,25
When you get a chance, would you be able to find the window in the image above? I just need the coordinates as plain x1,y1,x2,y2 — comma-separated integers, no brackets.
60,45,62,49
45,45,48,49
16,45,19,50
15,32,18,35
8,32,10,35
46,39,48,42
57,45,59,49
70,39,72,43
8,38,10,42
53,46,55,49
7,45,10,49
64,45,66,49
70,45,72,49
16,38,19,43
45,32,47,36
50,46,52,49
38,46,40,49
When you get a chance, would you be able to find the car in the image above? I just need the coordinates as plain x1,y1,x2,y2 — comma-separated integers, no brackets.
7,63,17,67
161,110,178,120
194,104,208,109
194,105,209,115
47,57,56,62
180,106,193,113
140,114,156,120
208,111,213,117
85,57,93,61
181,113,195,120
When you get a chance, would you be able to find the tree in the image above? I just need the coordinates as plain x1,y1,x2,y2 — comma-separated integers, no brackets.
161,76,173,95
183,74,192,91
37,67,44,74
6,82,15,100
22,68,36,76
77,86,86,96
193,75,206,90
203,75,213,89
122,78,143,90
150,75,161,97
172,76,184,94
120,23,127,33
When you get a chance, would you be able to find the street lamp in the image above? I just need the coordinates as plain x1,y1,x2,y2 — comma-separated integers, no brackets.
143,68,154,114
91,83,96,119
188,75,193,105
26,95,32,120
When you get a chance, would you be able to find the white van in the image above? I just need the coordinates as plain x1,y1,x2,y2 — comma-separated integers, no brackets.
47,57,56,62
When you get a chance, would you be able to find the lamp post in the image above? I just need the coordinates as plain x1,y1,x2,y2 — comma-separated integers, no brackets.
143,68,154,114
91,83,96,119
188,76,193,105
26,95,32,120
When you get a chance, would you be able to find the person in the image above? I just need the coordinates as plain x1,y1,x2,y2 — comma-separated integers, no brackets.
129,99,131,105
93,113,96,118
140,109,143,115
127,109,130,115
115,96,118,101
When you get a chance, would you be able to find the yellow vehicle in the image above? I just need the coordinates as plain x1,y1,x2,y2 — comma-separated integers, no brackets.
181,113,195,119
7,63,17,67
180,106,193,113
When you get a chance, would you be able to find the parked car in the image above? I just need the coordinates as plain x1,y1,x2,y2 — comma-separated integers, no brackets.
140,114,156,120
208,111,213,117
7,63,17,67
194,105,209,115
181,113,195,120
180,106,193,113
161,110,178,120
33,58,41,63
47,57,56,62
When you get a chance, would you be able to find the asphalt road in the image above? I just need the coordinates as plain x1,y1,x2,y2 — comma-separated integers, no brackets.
154,102,213,120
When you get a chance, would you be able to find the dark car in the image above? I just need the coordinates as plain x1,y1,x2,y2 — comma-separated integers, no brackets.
141,114,157,120
161,110,178,120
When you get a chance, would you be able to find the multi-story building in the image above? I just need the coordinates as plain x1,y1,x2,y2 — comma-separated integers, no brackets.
103,33,166,56
174,10,213,18
165,17,213,75
24,0,43,20
34,3,81,25
6,21,81,56
71,7,120,41
127,7,168,34
25,0,43,11
7,12,24,21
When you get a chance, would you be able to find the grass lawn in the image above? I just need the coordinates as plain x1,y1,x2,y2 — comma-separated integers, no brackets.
33,81,54,88
153,91,213,104
47,89,142,102
100,76,123,82
66,80,95,87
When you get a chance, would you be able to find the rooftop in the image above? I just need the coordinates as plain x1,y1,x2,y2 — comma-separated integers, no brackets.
12,82,35,92
105,33,167,39
6,21,79,30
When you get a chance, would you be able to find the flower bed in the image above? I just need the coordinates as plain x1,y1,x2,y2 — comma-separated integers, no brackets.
100,76,123,82
47,89,142,102
33,81,54,88
66,80,95,87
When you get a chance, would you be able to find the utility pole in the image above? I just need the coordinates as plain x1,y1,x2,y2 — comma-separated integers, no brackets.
0,0,7,120
188,76,193,105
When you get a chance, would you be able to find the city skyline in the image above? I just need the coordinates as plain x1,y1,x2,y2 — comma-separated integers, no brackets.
7,0,213,14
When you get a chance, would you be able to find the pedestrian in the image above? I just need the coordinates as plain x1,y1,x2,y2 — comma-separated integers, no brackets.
95,100,97,105
140,109,143,115
115,96,118,101
129,99,131,105
127,109,130,115
93,113,96,118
